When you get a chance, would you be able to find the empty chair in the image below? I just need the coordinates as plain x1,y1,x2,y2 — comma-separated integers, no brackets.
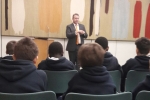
109,70,121,92
125,70,150,92
136,91,150,100
65,92,132,100
0,91,56,100
44,70,78,93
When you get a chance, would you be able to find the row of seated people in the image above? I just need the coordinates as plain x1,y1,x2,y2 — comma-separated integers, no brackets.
0,37,149,100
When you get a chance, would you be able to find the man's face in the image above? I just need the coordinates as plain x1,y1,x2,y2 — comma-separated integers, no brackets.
72,15,79,24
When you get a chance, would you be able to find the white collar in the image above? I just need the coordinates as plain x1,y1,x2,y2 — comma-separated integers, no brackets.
48,57,59,61
147,53,150,57
73,23,79,26
6,54,13,56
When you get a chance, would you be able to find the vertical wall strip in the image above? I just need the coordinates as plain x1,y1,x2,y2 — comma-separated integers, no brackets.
133,1,142,38
89,0,94,36
5,0,8,30
0,0,2,57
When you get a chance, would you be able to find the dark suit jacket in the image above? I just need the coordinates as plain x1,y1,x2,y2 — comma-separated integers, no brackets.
66,23,88,51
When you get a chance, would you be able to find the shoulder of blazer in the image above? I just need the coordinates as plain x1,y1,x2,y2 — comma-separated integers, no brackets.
67,24,74,30
79,24,85,29
79,23,84,26
67,23,74,27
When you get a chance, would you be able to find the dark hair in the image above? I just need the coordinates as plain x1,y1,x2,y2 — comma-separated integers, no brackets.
72,13,79,19
6,41,17,55
78,43,105,67
95,37,108,50
14,37,39,61
135,37,150,55
48,42,63,57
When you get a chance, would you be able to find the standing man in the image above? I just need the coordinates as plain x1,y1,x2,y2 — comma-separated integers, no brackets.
66,13,88,70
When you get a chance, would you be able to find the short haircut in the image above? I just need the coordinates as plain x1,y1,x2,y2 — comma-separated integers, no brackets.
48,42,63,57
95,37,108,50
14,37,39,61
6,40,17,55
78,43,105,67
72,13,79,19
135,37,150,55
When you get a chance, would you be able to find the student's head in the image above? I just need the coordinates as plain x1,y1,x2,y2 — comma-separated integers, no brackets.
6,40,17,55
135,37,150,55
95,37,109,51
48,42,63,58
78,43,105,68
13,37,39,64
72,13,79,24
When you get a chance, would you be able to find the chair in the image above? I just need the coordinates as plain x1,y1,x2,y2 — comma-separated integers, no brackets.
125,70,150,92
65,92,132,100
44,70,78,93
109,70,121,92
0,91,56,100
136,91,150,100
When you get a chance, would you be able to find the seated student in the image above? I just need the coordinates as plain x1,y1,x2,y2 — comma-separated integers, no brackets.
0,40,17,60
121,37,150,91
38,42,75,71
0,37,47,93
95,37,121,71
132,75,150,100
60,43,116,100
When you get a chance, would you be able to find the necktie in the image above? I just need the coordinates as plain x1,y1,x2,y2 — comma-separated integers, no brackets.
75,25,79,44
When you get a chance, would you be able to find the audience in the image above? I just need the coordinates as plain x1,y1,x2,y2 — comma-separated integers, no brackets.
0,37,47,93
60,43,116,100
38,42,75,71
0,40,17,60
121,37,150,91
0,36,149,99
95,37,121,71
132,75,150,100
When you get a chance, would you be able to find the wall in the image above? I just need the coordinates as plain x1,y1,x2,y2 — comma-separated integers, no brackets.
2,0,150,40
1,36,136,65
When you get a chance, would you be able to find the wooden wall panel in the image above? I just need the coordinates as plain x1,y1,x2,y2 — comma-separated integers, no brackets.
33,39,54,67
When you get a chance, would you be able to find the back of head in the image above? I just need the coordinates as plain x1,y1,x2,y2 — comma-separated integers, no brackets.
6,41,17,55
14,37,39,61
78,43,105,67
95,37,108,50
135,37,150,55
48,42,63,57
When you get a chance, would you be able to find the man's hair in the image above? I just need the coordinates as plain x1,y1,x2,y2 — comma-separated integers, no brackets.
135,37,150,55
14,37,39,61
95,37,108,50
48,42,63,57
72,13,79,19
6,41,17,55
78,43,105,67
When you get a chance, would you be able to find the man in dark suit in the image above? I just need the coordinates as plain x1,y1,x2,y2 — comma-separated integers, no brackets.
66,13,88,70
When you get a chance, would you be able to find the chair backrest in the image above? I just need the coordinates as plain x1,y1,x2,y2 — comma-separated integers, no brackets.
44,70,78,93
125,70,150,92
136,91,150,100
0,91,56,100
109,70,121,92
65,92,132,100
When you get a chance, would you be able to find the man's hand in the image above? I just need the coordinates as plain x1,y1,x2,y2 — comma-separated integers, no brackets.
78,30,85,34
75,31,79,35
